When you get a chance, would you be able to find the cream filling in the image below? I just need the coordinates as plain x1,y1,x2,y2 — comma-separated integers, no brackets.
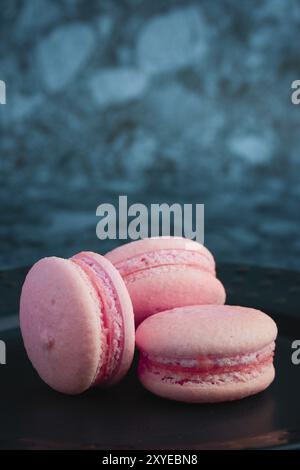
140,343,275,386
144,343,275,370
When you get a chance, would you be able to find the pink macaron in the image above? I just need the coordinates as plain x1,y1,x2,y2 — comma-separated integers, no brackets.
136,305,277,403
106,237,226,325
20,251,135,394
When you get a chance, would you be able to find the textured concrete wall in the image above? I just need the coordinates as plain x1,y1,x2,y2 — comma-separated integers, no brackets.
0,0,300,270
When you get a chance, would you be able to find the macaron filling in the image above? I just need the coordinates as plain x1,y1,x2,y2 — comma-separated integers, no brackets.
71,253,124,385
114,249,216,280
138,342,275,386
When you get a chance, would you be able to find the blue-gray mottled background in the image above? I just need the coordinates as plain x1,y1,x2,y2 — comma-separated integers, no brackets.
0,0,299,270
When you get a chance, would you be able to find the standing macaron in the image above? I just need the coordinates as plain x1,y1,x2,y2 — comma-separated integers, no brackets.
136,305,277,403
20,252,135,394
106,237,226,325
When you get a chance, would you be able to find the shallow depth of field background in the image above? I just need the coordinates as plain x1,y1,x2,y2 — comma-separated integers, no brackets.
0,0,299,270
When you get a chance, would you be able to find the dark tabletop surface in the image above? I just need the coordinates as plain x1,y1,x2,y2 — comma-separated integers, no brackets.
0,263,300,450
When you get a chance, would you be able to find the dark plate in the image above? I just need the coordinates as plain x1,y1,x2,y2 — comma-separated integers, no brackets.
0,263,300,450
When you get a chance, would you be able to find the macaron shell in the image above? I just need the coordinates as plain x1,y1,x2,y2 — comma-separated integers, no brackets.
20,257,102,394
127,268,226,325
106,237,215,269
74,252,135,385
138,363,275,403
136,305,277,357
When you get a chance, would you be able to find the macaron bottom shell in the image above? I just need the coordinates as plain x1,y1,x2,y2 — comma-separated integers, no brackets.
137,352,275,403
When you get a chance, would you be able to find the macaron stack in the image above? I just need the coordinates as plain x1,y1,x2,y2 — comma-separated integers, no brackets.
20,237,277,403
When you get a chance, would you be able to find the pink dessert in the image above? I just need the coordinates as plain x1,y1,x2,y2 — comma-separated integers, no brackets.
136,305,277,403
20,252,135,394
106,237,226,325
